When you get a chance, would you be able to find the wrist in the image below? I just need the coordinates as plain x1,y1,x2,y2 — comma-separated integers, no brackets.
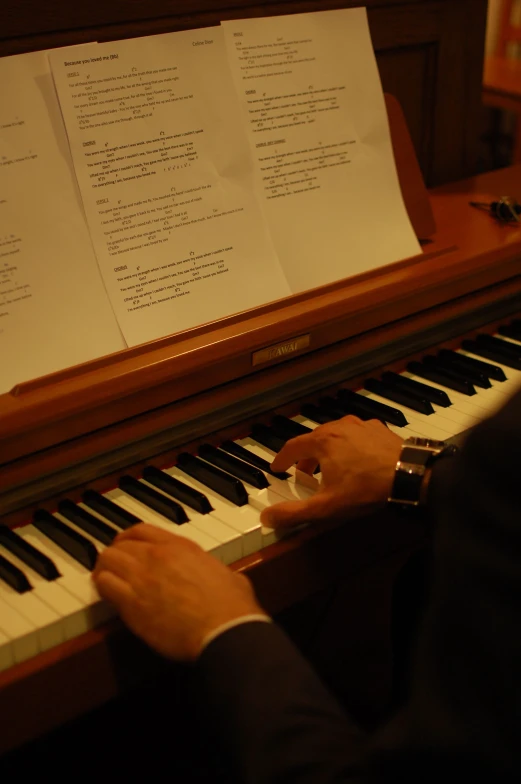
198,614,272,656
387,437,457,509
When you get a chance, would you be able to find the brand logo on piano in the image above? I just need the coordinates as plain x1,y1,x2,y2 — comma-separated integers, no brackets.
268,342,298,358
252,334,310,366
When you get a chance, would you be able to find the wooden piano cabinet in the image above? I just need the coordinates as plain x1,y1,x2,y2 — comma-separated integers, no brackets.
1,163,521,756
0,0,513,762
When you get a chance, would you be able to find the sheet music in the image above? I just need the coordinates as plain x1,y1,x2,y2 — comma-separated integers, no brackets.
49,29,291,346
0,50,125,395
221,8,421,291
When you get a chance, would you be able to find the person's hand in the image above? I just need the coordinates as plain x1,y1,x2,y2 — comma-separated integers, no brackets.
92,524,266,661
260,415,403,529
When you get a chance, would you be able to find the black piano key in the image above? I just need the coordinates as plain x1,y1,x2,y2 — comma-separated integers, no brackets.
318,396,356,419
142,466,213,514
219,441,290,480
301,402,342,424
270,415,312,439
270,414,320,474
437,349,507,382
0,552,32,593
250,424,287,453
119,475,189,524
82,489,140,530
198,444,269,490
423,354,491,389
336,388,408,427
381,371,452,407
58,500,118,546
176,453,248,507
0,525,60,580
461,339,521,371
476,333,521,360
364,377,434,415
476,335,521,362
33,509,98,571
498,320,521,342
406,361,476,395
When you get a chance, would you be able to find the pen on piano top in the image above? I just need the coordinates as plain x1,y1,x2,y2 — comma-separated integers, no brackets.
469,196,521,223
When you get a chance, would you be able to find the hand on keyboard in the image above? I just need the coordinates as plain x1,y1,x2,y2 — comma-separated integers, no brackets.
92,523,265,661
260,416,402,529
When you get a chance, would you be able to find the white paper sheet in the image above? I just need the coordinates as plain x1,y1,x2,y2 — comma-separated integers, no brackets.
49,29,291,346
0,50,125,394
221,8,421,291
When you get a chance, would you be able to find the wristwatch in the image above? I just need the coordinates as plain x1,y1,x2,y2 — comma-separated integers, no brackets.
388,436,458,508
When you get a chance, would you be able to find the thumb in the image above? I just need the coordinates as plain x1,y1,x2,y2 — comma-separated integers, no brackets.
261,491,339,529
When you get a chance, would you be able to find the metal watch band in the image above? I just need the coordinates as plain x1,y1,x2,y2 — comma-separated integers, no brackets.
388,437,456,508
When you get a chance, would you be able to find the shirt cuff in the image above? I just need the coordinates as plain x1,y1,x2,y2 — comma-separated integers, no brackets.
199,614,272,655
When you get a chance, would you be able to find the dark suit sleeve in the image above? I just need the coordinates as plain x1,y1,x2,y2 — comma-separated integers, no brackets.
197,387,521,784
197,620,367,784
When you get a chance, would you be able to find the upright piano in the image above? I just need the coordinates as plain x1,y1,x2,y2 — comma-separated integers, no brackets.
4,0,521,758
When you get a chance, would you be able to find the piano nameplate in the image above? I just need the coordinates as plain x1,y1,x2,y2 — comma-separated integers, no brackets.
252,334,310,366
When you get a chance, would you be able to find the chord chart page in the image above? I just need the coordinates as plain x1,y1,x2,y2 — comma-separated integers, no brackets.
49,29,291,346
0,49,125,394
221,7,421,291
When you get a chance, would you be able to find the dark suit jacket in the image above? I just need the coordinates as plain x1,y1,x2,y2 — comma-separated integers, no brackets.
197,386,521,784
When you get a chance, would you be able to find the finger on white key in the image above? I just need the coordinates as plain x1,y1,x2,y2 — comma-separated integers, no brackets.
21,525,114,628
138,478,243,564
234,438,319,498
105,489,224,561
163,468,262,556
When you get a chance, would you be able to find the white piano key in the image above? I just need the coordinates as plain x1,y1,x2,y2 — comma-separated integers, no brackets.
294,412,419,439
425,373,507,419
159,468,263,556
359,389,462,439
138,478,244,564
427,401,479,430
0,595,39,663
0,543,88,641
229,481,288,546
493,332,521,346
458,349,521,389
0,577,63,652
346,390,455,440
21,525,114,627
292,415,320,430
402,372,492,421
105,489,224,561
0,629,13,672
191,453,290,541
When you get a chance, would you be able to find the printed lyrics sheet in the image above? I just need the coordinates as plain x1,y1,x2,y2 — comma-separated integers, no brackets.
49,29,291,346
0,50,125,394
221,8,420,291
1,9,423,390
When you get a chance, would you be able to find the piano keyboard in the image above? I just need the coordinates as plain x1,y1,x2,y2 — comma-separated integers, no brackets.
1,324,521,671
